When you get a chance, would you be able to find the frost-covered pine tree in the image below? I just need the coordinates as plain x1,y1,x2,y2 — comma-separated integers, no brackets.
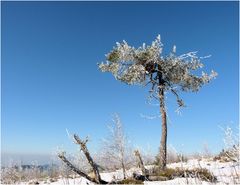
98,35,217,169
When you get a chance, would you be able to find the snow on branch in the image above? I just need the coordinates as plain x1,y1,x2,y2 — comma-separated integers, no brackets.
99,35,217,108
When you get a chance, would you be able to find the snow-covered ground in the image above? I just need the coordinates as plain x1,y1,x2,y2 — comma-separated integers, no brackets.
167,159,239,184
15,159,239,185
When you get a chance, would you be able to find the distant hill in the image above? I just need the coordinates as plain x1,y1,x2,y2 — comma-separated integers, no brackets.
1,163,59,172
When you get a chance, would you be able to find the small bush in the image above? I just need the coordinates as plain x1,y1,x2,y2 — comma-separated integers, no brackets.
115,178,143,184
149,167,217,182
158,168,175,179
175,168,217,182
214,147,239,162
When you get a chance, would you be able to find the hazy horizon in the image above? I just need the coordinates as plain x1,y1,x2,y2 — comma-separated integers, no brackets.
1,152,55,167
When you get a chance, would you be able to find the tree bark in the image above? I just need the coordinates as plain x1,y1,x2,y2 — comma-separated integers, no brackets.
119,143,126,179
73,135,103,183
121,160,126,179
134,150,147,177
58,134,110,184
159,87,167,170
58,153,98,183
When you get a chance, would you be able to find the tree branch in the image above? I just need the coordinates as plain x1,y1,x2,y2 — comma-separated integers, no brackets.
170,88,184,107
73,134,103,184
134,150,148,178
58,152,97,183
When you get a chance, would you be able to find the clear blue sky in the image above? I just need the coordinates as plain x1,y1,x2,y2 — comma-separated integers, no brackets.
2,2,238,164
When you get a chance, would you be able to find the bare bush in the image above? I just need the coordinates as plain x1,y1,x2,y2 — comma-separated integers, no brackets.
1,165,21,184
214,126,239,163
155,145,188,164
99,114,134,178
167,145,181,163
201,143,212,158
188,152,202,160
222,126,239,162
1,161,51,184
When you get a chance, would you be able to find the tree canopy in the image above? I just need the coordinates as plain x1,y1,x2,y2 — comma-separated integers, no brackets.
99,35,217,107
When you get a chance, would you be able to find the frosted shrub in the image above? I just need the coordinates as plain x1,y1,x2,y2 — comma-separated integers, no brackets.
99,114,134,178
222,126,239,162
1,166,21,184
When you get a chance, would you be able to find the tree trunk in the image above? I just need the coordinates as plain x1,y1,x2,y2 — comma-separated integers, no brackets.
134,150,147,177
73,135,102,183
58,153,98,183
121,159,126,179
58,153,108,184
159,88,167,170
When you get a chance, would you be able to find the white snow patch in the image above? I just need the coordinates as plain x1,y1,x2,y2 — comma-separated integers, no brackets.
14,159,240,185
